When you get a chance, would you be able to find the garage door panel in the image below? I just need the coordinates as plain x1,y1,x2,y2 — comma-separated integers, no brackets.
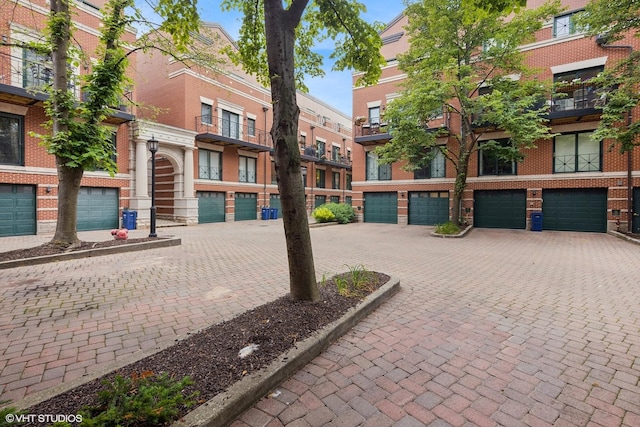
409,192,449,225
543,189,607,232
235,193,257,221
364,192,397,224
0,184,36,237
270,195,281,218
77,187,119,231
198,192,225,223
474,190,526,229
633,188,640,234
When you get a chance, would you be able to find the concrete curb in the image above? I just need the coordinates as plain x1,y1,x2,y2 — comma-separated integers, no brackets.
173,276,401,427
608,230,640,246
0,237,181,270
430,225,473,238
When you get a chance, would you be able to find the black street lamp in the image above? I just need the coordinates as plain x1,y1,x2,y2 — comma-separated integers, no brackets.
147,135,158,238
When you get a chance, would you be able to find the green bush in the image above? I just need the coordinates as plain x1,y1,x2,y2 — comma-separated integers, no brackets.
319,203,355,224
77,371,197,427
312,206,335,223
434,221,460,235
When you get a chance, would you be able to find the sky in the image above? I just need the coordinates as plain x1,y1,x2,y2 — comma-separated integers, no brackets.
193,1,407,116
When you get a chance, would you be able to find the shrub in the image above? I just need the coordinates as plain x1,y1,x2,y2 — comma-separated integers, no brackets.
434,221,460,235
320,203,356,224
333,264,377,298
77,371,198,427
312,206,335,223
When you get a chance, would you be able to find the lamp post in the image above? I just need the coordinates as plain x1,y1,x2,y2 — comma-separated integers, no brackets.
147,135,158,238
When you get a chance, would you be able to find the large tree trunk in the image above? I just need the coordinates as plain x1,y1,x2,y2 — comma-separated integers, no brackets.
51,162,83,246
264,0,319,302
49,0,81,247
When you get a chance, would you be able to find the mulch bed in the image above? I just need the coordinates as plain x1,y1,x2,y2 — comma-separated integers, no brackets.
0,238,157,262
11,249,389,426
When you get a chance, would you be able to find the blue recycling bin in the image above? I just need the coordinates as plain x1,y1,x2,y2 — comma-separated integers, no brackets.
531,212,543,232
270,208,278,219
122,210,137,230
261,207,270,220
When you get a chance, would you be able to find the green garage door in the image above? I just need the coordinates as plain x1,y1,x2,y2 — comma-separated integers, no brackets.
0,184,36,237
409,191,449,225
269,194,281,218
364,192,398,224
77,187,119,231
197,191,225,223
633,188,640,234
543,189,607,232
474,190,526,229
235,193,257,221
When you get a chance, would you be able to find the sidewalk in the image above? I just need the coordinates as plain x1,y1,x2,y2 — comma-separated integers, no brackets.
2,224,640,425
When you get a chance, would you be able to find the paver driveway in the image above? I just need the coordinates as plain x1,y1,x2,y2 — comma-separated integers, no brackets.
1,222,640,426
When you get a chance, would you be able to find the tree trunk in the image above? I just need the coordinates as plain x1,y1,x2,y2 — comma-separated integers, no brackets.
264,0,319,301
51,162,83,246
49,0,81,247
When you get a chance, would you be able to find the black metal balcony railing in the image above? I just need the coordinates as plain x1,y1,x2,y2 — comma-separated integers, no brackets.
354,122,389,138
553,152,601,173
238,170,257,183
0,51,80,93
551,82,602,112
195,114,271,148
299,145,352,167
198,166,222,180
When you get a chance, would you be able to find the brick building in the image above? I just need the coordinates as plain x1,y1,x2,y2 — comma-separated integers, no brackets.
131,23,353,226
0,0,136,237
351,0,640,233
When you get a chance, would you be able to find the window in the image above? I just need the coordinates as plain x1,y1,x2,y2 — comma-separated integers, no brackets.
414,148,445,179
332,172,340,189
96,132,118,171
366,151,391,181
317,140,326,158
198,149,222,180
222,110,240,139
368,106,380,125
479,139,516,176
554,12,578,37
553,67,603,111
301,166,307,187
331,145,340,161
239,156,256,182
316,169,326,188
554,132,601,173
346,174,352,190
0,113,24,166
23,49,52,89
330,195,340,204
201,103,212,125
247,118,256,136
299,134,306,147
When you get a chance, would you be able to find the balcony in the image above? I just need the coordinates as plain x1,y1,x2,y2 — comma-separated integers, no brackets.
195,114,272,153
299,146,352,169
0,51,134,124
354,122,391,146
549,83,603,124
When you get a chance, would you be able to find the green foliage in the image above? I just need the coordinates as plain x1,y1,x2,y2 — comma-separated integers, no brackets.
0,407,24,427
312,206,336,223
78,371,197,426
574,2,640,153
434,221,461,235
321,202,356,224
333,265,376,298
221,0,385,91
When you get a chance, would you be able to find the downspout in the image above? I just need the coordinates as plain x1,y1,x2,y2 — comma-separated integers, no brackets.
310,125,315,210
342,137,346,202
263,105,269,207
597,41,633,231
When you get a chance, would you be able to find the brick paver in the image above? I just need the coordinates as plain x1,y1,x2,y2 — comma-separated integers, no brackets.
2,223,640,426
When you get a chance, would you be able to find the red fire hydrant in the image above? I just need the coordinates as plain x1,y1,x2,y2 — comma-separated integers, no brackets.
110,228,129,240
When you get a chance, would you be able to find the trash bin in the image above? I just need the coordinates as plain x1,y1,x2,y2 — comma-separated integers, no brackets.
122,210,137,230
261,207,270,220
531,212,543,232
270,208,278,219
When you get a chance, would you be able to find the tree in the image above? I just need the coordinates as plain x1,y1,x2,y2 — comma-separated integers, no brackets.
2,0,200,248
376,0,561,226
222,0,385,301
575,0,640,152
